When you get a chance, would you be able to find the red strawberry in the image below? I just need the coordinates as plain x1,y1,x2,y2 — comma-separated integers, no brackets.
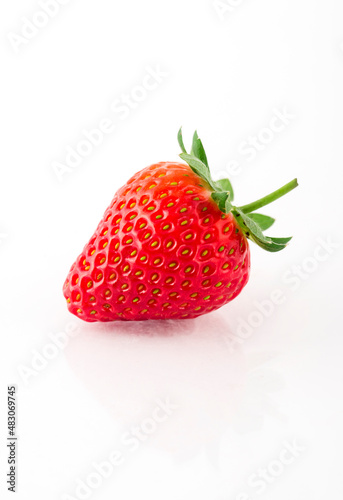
63,129,297,322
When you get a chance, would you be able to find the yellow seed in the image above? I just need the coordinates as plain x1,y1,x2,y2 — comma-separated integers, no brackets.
204,296,210,301
170,182,178,186
85,266,90,271
224,226,230,233
218,246,225,252
204,233,211,240
180,208,187,213
185,233,192,240
140,256,147,261
152,289,160,295
180,220,188,226
119,203,125,209
167,202,174,208
158,173,166,177
149,184,157,189
115,242,120,250
163,225,170,230
215,282,223,288
144,233,151,239
77,308,82,313
163,302,170,307
142,198,148,205
123,265,130,272
222,263,229,269
185,266,192,273
147,206,155,211
139,222,147,229
194,306,201,311
131,250,137,256
109,273,116,280
67,298,71,303
129,202,136,208
133,297,139,303
136,186,142,192
155,215,162,219
151,273,158,280
87,280,92,288
166,241,173,248
140,309,148,314
104,290,111,296
186,190,193,194
103,241,108,248
203,266,210,273
229,248,234,255
135,271,143,276
121,284,128,290
103,229,108,235
182,281,190,287
90,249,95,255
201,250,208,257
89,296,96,302
90,310,97,315
169,262,177,268
160,193,167,198
100,257,105,264
204,218,209,223
190,293,198,298
126,238,133,244
114,256,120,263
182,249,189,255
76,293,81,301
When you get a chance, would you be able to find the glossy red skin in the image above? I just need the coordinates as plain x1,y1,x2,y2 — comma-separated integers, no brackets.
63,162,250,322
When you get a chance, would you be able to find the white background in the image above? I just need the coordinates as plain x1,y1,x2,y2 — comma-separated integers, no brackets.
1,0,343,499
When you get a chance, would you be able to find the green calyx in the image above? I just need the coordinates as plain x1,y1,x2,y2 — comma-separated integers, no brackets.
177,128,298,253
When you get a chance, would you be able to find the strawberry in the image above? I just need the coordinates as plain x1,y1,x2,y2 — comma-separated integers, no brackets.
63,129,298,322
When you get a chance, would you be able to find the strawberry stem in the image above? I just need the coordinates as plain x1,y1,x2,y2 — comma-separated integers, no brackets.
238,179,298,214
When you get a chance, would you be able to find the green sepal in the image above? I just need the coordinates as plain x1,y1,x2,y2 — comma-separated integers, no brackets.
190,131,209,169
215,178,234,201
179,153,216,190
177,127,187,154
211,192,232,213
246,213,275,231
233,208,291,252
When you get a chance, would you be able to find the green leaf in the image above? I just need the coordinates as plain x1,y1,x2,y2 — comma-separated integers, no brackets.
177,128,187,154
246,213,275,231
179,153,216,190
211,192,232,213
215,178,234,201
190,131,209,169
251,236,292,252
233,208,291,252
